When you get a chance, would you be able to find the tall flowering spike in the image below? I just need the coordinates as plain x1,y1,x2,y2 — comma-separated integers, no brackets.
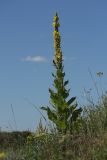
41,13,82,134
53,13,62,65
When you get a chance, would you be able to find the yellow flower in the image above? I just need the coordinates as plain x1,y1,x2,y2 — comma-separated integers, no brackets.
52,22,55,27
55,51,62,63
0,152,7,159
54,31,60,37
54,15,58,21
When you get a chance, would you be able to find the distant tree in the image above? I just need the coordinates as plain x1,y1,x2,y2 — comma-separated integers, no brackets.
41,13,82,134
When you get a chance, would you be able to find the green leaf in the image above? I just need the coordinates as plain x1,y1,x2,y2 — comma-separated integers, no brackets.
77,107,82,114
41,106,48,111
67,107,82,122
52,73,56,78
64,80,69,86
49,88,55,95
53,60,58,68
57,120,66,129
41,106,58,124
68,105,76,111
60,91,68,99
47,108,57,122
67,97,76,106
72,107,82,121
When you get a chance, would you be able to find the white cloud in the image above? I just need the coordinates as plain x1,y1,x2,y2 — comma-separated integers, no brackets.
22,56,47,62
63,56,77,61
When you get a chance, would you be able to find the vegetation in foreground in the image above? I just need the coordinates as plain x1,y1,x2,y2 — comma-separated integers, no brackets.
1,97,107,160
0,13,107,160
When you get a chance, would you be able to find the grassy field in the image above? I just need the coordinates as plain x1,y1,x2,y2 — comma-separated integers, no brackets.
0,93,107,160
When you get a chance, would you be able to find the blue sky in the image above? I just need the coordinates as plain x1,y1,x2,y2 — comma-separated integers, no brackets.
0,0,107,131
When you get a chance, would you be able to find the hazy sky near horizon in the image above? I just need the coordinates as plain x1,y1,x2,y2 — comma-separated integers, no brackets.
0,0,107,131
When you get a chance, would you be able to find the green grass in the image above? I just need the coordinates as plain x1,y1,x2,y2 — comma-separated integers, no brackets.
1,93,107,159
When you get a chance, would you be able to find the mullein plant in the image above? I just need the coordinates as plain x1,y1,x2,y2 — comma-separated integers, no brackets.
41,13,82,134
